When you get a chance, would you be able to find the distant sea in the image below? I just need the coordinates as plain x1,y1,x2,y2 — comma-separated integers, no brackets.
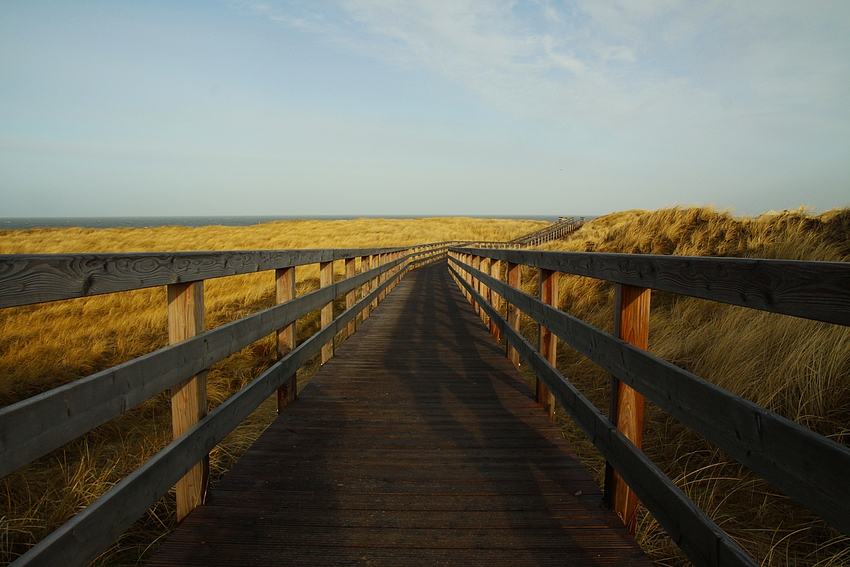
0,215,589,230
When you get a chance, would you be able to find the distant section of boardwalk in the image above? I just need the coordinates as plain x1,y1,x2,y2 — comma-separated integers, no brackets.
148,261,652,566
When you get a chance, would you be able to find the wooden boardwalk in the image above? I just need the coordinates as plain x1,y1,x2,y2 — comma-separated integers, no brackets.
148,261,652,566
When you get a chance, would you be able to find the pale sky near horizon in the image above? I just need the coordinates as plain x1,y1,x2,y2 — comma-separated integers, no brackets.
1,1,848,218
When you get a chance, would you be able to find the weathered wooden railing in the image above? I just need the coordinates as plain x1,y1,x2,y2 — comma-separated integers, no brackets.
447,247,850,567
506,216,584,246
0,241,452,567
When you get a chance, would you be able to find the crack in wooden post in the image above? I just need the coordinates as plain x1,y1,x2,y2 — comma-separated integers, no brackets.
320,261,333,364
537,269,558,420
604,283,651,534
507,261,521,368
167,281,208,522
345,258,356,338
276,267,296,412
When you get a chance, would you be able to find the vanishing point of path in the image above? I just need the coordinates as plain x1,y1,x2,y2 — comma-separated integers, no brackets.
148,260,652,566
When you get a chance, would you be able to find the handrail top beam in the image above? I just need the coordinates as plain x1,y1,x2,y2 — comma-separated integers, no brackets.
0,245,452,309
452,247,850,327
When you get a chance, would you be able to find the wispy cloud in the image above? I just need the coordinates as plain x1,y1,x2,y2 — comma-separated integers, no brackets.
233,0,850,143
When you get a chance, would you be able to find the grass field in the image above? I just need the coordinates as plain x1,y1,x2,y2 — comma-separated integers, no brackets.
1,209,848,566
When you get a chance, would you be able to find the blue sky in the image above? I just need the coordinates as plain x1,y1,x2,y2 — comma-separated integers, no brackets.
1,1,848,217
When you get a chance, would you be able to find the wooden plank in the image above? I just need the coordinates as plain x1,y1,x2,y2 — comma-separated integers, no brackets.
537,269,557,420
8,260,403,567
454,247,850,327
452,257,850,537
604,284,650,533
0,247,409,309
0,256,407,479
167,281,208,522
276,266,297,413
507,262,521,368
449,261,756,567
320,261,334,364
148,260,651,567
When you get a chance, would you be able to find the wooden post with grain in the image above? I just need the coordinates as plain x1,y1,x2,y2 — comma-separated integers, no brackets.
320,260,334,364
489,259,501,340
537,269,558,420
345,258,356,337
276,266,297,412
604,283,651,533
507,261,521,368
361,255,371,320
479,257,491,326
167,281,208,521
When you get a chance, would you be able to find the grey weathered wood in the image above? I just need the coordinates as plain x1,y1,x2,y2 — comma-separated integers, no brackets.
454,247,850,327
451,257,850,536
449,262,756,567
0,256,408,479
0,247,410,309
8,265,402,567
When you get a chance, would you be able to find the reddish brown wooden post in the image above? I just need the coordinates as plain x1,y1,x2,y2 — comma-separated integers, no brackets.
507,262,521,368
537,269,558,420
276,267,297,412
471,255,481,315
604,284,651,534
345,258,356,337
489,259,501,340
479,257,491,326
361,255,372,320
320,261,333,364
167,281,208,521
466,253,475,304
378,253,387,302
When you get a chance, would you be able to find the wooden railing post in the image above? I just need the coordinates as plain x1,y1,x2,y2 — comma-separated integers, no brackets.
345,258,356,338
371,255,380,311
276,267,296,412
507,262,521,368
466,253,475,304
320,261,333,364
167,281,208,521
480,257,491,326
537,269,558,420
378,253,387,302
604,283,651,533
471,255,481,315
489,259,501,341
360,255,371,320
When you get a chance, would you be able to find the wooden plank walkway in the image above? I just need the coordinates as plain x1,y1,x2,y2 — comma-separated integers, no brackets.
148,260,652,566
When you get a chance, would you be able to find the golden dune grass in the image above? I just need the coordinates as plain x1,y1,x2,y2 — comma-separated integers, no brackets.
0,217,547,565
529,207,850,566
2,210,849,565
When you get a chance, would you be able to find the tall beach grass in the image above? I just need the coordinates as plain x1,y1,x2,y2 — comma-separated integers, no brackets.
528,207,850,565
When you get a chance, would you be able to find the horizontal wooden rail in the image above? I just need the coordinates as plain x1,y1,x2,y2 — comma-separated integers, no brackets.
450,255,850,537
459,247,850,327
10,264,404,567
0,256,409,479
447,260,755,567
0,247,412,309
